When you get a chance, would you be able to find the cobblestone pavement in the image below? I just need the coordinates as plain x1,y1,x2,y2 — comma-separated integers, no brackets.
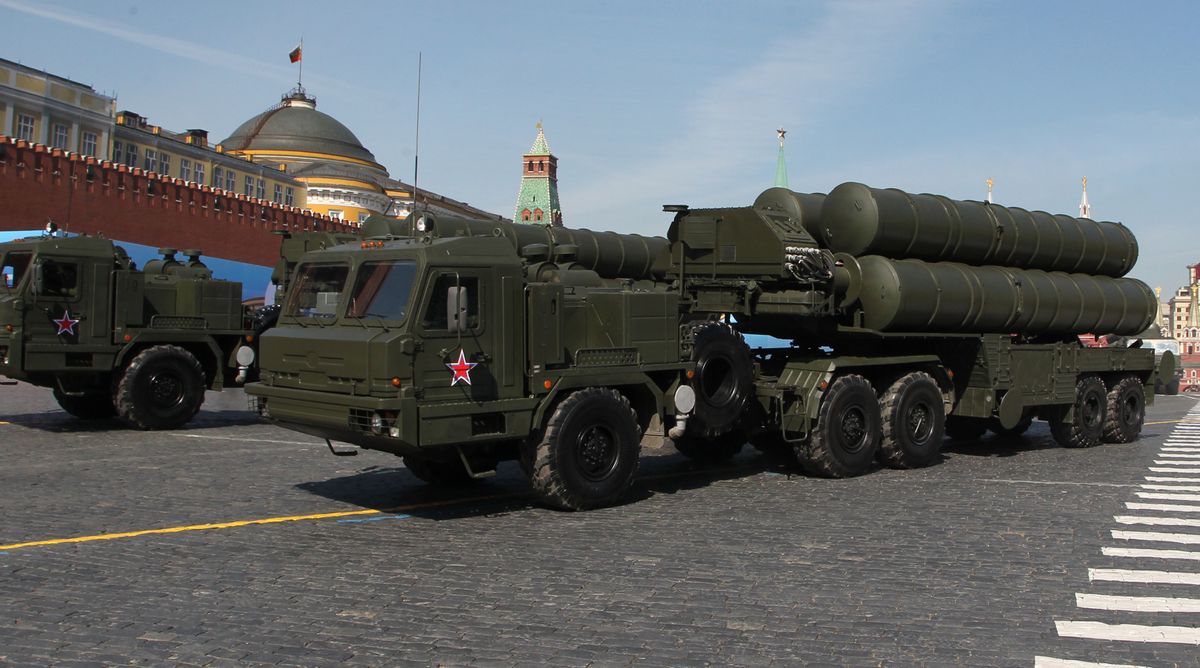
1,381,1198,667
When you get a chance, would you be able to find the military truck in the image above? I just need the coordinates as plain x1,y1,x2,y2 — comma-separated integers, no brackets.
0,235,260,428
246,182,1167,510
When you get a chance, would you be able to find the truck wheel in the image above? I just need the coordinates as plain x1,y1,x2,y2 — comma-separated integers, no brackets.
1102,375,1145,444
1050,375,1107,448
672,428,745,464
797,374,880,477
988,413,1034,438
115,345,206,430
878,372,944,469
531,387,641,510
1166,378,1180,396
404,456,474,485
945,416,988,441
687,322,754,437
52,389,116,420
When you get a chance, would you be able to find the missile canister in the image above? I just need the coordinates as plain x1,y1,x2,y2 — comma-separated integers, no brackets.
383,212,670,281
752,187,826,241
853,255,1156,335
821,182,1138,277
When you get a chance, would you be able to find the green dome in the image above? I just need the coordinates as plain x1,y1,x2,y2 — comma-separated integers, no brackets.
220,93,378,166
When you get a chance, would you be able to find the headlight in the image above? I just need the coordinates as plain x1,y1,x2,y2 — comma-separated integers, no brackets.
370,412,386,434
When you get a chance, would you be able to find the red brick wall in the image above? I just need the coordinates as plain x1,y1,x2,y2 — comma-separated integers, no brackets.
0,136,355,267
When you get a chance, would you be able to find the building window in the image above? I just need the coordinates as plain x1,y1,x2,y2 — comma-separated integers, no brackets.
144,148,157,171
329,210,343,221
52,124,69,149
527,160,533,172
81,132,97,157
193,162,205,184
226,170,236,191
16,114,35,141
125,144,138,167
273,184,282,203
112,141,123,163
285,187,294,206
212,166,223,188
534,208,543,222
179,158,192,181
522,209,531,221
255,178,265,200
538,160,544,172
159,152,170,174
244,175,254,197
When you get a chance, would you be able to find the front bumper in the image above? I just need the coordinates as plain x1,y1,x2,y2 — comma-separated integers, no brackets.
246,382,420,457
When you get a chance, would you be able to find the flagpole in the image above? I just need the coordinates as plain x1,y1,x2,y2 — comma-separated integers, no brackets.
298,37,304,89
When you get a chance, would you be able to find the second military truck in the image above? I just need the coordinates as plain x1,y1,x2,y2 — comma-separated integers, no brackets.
247,183,1165,510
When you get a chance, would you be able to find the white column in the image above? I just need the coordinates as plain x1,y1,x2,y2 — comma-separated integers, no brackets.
69,121,80,152
99,129,110,161
2,105,12,137
39,111,50,144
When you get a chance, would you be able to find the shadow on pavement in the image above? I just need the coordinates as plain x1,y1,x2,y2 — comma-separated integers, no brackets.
1,409,263,433
295,450,782,520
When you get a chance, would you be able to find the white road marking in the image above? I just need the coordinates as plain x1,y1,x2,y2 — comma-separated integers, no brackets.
169,433,323,446
1146,476,1200,483
1149,467,1200,473
1155,453,1200,458
1102,547,1200,561
1112,530,1200,544
1089,568,1200,585
1113,515,1200,527
1127,502,1200,513
1141,484,1200,492
1034,656,1149,668
1137,491,1200,502
1075,592,1200,613
1153,460,1200,466
1054,621,1200,645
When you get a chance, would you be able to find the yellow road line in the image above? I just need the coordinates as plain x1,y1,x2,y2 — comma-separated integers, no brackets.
1146,419,1187,426
0,421,9,425
0,492,519,552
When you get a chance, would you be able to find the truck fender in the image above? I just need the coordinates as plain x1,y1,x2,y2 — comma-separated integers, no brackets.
531,377,666,438
115,335,224,386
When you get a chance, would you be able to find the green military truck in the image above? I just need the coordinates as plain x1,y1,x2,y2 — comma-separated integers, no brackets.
0,235,260,429
246,183,1167,510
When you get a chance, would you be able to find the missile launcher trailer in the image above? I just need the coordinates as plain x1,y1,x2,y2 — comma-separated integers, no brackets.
247,183,1167,510
0,235,260,429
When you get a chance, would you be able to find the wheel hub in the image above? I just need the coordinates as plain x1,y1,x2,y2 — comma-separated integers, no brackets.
148,372,183,409
906,402,933,442
840,407,867,453
576,425,618,482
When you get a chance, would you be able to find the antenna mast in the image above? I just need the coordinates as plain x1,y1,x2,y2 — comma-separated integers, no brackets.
413,52,422,214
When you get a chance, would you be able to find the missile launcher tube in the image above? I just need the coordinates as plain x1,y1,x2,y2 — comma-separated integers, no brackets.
852,255,1156,335
821,182,1138,277
404,214,669,281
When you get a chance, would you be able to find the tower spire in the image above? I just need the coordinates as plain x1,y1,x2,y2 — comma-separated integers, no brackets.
514,122,562,225
1079,176,1091,219
774,128,789,188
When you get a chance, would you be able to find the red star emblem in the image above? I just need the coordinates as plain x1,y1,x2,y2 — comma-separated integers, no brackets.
446,349,478,386
53,309,79,336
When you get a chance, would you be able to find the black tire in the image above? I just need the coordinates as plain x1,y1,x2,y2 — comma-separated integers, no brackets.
115,345,206,430
52,388,116,420
945,416,988,441
1165,378,1180,396
687,322,755,437
878,372,945,469
1050,375,1107,448
531,388,641,510
988,413,1034,438
672,428,745,464
404,455,475,485
796,374,880,478
1103,375,1145,444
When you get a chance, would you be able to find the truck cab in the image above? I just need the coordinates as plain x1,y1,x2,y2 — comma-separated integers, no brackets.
1,234,256,428
247,231,689,509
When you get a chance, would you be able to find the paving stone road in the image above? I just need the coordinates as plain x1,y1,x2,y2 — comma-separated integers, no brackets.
1,381,1198,667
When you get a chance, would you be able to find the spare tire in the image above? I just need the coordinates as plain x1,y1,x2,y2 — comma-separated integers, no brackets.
686,322,755,437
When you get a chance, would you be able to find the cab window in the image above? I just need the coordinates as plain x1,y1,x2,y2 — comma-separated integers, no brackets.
40,260,78,298
347,260,418,321
2,251,32,291
283,262,349,319
422,274,480,331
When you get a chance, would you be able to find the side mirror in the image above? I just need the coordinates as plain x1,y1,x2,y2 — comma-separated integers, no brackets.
31,260,43,297
446,285,468,333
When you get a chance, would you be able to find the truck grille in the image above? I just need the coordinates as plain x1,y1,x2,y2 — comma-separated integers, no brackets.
348,408,373,433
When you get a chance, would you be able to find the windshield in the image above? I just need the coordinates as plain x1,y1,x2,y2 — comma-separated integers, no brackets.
1,250,33,292
347,260,418,321
283,262,350,319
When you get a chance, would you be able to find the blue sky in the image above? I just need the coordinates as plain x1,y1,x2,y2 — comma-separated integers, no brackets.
3,0,1198,296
